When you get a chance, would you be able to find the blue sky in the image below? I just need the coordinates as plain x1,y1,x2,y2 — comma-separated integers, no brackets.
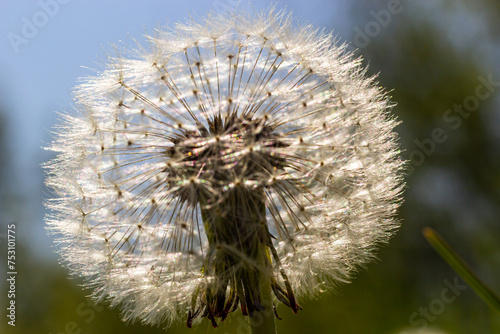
0,0,353,257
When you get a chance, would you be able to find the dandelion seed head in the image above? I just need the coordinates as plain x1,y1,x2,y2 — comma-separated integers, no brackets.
45,7,404,328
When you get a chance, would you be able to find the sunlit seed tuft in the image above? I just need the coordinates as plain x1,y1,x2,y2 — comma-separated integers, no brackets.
44,7,404,329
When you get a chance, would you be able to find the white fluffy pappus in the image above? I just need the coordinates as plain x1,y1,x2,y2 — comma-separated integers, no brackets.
44,7,405,329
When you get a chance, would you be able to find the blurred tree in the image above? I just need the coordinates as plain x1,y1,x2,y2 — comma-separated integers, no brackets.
0,110,11,224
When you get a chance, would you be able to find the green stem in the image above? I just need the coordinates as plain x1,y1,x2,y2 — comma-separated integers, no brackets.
423,227,500,312
248,264,277,334
198,187,279,331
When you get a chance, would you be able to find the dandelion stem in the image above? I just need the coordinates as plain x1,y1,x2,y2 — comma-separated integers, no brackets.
248,252,277,334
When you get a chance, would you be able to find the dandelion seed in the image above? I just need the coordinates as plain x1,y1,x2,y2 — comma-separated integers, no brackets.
45,7,404,330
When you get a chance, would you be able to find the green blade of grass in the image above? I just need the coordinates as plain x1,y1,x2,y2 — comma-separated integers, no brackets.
423,227,500,312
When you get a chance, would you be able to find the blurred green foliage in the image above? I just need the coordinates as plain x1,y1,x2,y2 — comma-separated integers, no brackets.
1,1,500,333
